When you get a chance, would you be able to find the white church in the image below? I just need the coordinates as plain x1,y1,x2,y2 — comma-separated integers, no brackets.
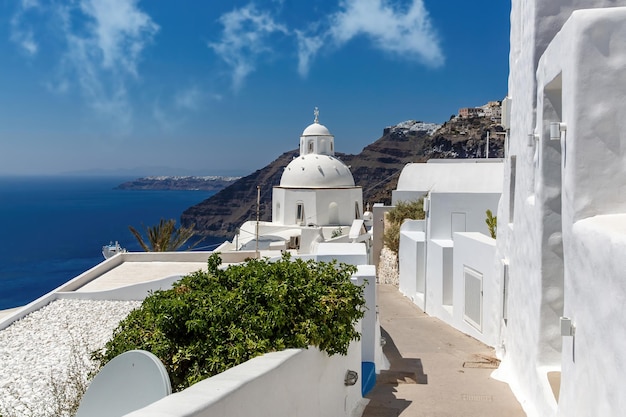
224,108,366,255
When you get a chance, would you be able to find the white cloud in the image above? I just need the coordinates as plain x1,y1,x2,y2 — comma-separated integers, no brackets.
293,0,444,76
10,0,41,56
208,4,288,91
10,0,158,131
77,0,159,76
175,86,204,111
328,0,444,67
295,30,324,77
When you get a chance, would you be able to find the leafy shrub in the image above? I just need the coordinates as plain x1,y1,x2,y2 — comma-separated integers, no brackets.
382,221,401,255
383,199,425,256
94,253,366,391
485,209,497,239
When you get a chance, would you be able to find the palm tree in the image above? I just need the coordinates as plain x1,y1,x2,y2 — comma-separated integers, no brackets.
128,218,198,252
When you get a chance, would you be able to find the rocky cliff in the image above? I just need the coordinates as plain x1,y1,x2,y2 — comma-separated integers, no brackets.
181,117,504,238
115,176,240,191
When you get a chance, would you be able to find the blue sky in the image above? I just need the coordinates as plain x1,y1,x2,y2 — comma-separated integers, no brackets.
0,1,510,176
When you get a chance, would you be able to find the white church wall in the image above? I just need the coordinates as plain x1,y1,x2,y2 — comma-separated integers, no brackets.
273,189,317,225
272,188,286,224
273,187,362,227
314,188,363,226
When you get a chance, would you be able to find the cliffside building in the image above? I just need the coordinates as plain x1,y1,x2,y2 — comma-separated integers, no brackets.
230,109,365,254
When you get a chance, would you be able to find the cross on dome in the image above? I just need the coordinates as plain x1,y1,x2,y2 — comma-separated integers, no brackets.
314,107,319,123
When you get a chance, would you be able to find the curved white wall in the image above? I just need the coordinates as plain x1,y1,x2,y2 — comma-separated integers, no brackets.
125,344,363,417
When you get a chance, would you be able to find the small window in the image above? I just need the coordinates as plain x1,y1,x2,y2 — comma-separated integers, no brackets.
296,203,305,225
308,141,314,153
354,202,361,219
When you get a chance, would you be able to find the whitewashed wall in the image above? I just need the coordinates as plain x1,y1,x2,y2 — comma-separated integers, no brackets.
535,8,626,417
426,239,453,316
451,233,499,347
124,343,364,417
428,193,499,241
499,2,626,417
424,192,499,319
272,187,362,226
398,220,426,306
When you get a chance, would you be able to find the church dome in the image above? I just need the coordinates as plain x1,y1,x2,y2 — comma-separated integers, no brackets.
302,122,332,137
280,154,355,188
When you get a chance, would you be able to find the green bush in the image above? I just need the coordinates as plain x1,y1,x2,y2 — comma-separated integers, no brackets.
383,199,425,256
382,221,401,255
485,209,497,239
93,253,366,391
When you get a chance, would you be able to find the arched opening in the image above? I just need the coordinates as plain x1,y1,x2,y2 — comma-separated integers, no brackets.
328,202,339,225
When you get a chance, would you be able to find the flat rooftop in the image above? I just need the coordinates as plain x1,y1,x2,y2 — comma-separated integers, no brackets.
75,261,208,292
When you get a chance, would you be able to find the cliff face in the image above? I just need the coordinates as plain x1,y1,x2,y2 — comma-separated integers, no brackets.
181,117,504,238
115,176,240,191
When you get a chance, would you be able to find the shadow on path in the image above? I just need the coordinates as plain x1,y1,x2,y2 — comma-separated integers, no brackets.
361,327,427,417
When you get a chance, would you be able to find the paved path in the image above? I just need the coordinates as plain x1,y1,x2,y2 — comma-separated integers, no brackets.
362,284,525,417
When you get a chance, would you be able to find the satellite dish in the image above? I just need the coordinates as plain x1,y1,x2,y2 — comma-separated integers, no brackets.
76,350,171,417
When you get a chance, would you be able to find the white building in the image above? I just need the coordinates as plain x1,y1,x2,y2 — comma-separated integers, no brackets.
389,159,504,347
391,3,626,416
490,2,626,417
272,110,363,228
227,109,365,254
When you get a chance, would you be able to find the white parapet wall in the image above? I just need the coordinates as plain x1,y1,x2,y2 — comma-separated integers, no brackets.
124,342,364,417
451,232,499,347
398,220,426,307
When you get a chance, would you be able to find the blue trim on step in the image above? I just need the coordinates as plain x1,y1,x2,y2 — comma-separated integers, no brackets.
361,361,376,396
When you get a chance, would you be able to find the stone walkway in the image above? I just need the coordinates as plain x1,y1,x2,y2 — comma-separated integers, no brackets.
362,284,525,417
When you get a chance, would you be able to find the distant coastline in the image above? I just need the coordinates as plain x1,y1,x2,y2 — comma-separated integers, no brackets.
115,175,241,191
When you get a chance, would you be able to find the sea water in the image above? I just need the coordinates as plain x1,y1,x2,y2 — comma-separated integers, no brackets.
0,176,222,310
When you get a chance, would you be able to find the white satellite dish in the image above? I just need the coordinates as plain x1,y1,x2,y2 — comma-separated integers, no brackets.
76,350,171,417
